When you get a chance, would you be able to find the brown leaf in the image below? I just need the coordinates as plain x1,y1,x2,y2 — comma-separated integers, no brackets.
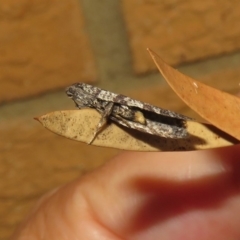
35,109,237,151
148,48,240,141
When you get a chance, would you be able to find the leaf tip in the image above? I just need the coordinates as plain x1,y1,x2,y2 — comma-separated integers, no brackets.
34,116,40,122
147,48,161,65
146,48,153,56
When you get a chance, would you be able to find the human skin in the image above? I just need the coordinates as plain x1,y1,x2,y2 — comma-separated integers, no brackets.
12,145,240,240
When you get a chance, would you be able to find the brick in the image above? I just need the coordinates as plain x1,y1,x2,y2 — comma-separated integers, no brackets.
122,0,240,73
0,0,96,103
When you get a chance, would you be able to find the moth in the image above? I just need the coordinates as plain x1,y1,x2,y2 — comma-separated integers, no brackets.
66,83,191,143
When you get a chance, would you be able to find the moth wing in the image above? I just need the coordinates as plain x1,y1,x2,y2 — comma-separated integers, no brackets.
96,90,120,102
109,115,188,139
140,102,191,120
96,90,191,121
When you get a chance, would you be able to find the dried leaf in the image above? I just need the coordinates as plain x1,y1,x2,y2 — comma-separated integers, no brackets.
35,109,237,151
148,48,240,141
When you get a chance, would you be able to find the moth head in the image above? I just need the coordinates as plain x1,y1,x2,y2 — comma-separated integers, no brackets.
66,83,94,109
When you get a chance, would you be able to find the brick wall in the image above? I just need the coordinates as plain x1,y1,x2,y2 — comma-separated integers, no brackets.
1,1,240,239
122,0,240,73
1,0,240,102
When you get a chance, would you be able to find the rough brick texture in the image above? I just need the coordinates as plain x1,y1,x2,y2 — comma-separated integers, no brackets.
0,0,96,103
122,0,240,73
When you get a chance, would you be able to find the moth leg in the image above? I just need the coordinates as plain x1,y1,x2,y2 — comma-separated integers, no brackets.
88,102,114,144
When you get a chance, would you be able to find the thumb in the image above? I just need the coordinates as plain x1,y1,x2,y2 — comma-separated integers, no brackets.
12,145,240,240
